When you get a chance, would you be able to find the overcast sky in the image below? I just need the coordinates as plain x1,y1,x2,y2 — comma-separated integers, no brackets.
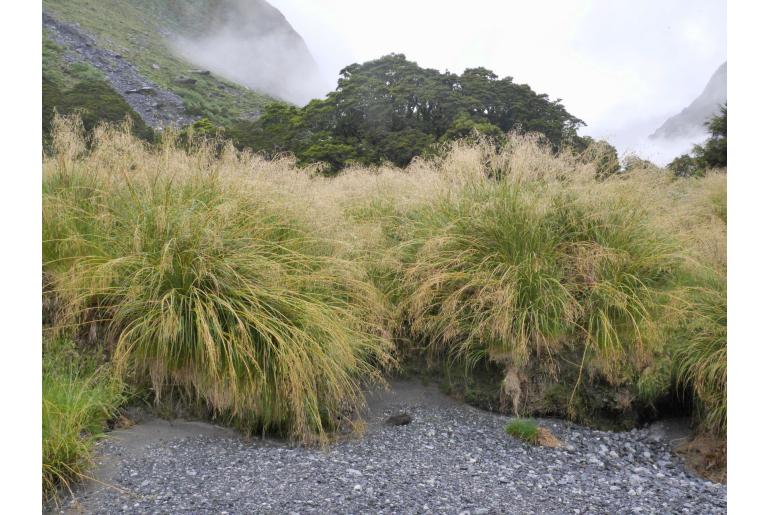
270,0,726,161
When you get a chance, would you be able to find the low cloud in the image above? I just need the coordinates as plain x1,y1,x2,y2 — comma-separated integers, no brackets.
170,0,329,105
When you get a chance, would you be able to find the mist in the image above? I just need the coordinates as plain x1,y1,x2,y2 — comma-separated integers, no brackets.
270,0,725,162
587,110,709,166
170,0,331,106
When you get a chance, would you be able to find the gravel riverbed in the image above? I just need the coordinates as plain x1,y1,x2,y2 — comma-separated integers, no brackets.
56,380,726,514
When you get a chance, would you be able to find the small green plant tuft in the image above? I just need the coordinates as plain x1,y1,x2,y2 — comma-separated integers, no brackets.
505,418,539,444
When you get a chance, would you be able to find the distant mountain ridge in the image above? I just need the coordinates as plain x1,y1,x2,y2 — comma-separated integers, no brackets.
650,62,726,140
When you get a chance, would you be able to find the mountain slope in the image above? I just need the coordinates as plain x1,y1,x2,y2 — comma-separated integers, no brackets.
42,0,320,128
170,0,325,105
43,12,195,129
650,62,726,140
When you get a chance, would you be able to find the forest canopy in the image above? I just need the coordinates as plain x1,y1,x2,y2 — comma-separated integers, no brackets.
225,54,587,171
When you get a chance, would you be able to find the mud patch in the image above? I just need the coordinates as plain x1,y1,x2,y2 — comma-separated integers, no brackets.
536,427,563,448
675,433,727,484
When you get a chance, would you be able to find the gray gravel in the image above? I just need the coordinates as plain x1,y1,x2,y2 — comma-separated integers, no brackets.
57,380,726,514
43,11,196,129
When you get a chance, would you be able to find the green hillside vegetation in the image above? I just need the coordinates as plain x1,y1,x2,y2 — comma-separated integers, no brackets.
43,1,603,174
42,113,726,499
41,1,610,173
43,0,274,125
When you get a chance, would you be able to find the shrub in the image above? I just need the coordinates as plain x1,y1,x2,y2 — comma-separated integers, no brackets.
693,105,727,169
668,154,699,178
42,74,154,145
505,418,539,443
666,106,727,177
582,139,620,179
43,117,393,442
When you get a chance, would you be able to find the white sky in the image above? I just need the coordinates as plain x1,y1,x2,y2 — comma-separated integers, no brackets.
270,0,726,161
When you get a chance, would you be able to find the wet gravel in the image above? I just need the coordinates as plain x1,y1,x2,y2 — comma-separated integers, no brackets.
43,11,196,129
58,381,726,514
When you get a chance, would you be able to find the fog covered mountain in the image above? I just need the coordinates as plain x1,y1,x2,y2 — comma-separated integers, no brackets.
650,62,726,140
171,0,326,105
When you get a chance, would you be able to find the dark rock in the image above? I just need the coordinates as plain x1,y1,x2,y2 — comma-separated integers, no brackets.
385,413,412,426
190,69,211,75
174,77,197,86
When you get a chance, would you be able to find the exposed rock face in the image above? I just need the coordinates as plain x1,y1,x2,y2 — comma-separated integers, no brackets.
650,62,726,140
170,0,326,105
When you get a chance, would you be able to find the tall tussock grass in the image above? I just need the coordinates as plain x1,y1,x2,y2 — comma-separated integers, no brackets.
395,181,678,390
381,134,725,431
43,117,726,443
43,116,392,441
672,276,726,436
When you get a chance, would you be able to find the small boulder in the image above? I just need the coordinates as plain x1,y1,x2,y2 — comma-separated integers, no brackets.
191,69,211,75
174,77,197,86
385,413,412,426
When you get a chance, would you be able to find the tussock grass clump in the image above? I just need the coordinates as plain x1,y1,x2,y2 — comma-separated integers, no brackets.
651,173,725,436
505,418,539,443
375,134,725,434
43,117,393,442
396,180,679,391
43,340,123,502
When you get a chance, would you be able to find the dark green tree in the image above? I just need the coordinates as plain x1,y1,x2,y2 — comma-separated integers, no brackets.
668,154,699,178
227,54,585,173
693,105,727,169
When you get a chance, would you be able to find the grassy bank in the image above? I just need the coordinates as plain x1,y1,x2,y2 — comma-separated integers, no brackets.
42,117,726,496
42,339,123,502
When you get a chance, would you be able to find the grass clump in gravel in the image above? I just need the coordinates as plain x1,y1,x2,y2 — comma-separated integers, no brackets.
43,339,124,503
43,116,393,443
505,418,539,444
